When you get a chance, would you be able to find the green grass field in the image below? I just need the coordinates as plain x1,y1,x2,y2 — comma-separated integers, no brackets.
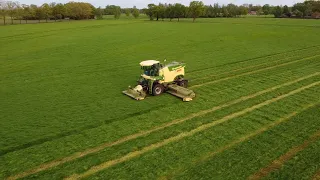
1,17,319,179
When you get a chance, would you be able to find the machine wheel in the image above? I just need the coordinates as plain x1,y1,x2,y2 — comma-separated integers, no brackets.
178,80,188,88
152,84,164,96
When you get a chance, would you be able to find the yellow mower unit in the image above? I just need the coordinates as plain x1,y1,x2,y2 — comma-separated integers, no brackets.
122,60,196,102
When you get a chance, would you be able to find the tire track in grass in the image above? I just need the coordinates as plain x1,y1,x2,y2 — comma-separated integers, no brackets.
313,169,320,180
65,81,320,180
162,103,318,180
6,73,319,180
190,54,320,88
249,130,320,180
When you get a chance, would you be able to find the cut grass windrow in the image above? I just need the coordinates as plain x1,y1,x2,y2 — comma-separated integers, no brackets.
65,81,320,180
191,57,288,82
6,72,319,180
162,103,318,179
191,54,320,88
249,130,320,180
188,45,320,75
191,48,320,82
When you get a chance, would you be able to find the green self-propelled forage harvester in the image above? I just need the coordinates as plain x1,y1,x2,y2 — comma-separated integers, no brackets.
123,60,196,101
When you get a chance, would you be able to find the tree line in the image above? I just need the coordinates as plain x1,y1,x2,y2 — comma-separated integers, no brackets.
261,1,320,18
0,1,140,25
0,0,319,25
143,1,320,22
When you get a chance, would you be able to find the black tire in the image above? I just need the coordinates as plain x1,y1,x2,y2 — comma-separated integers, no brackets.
152,84,164,96
178,80,188,88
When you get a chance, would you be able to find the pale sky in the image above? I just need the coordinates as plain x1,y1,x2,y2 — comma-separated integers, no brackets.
16,0,301,8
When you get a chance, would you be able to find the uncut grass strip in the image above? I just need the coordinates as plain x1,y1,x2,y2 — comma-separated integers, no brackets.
249,130,320,180
163,103,317,179
313,169,320,180
188,45,320,75
5,73,319,180
191,54,320,88
65,82,319,180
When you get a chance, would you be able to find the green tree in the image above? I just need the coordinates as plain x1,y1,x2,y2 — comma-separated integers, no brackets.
292,2,309,17
65,2,94,20
132,6,139,18
304,2,313,16
41,3,51,22
158,3,165,21
6,1,16,24
15,2,23,24
221,5,229,17
104,5,117,15
226,3,237,17
238,5,248,17
213,3,220,17
35,6,44,22
124,8,130,17
95,6,103,19
174,3,185,21
29,4,37,20
22,4,30,23
273,6,283,18
0,1,8,25
165,4,175,21
283,5,292,17
262,4,270,17
257,8,263,16
189,1,204,22
113,6,121,19
183,6,189,18
52,3,65,21
293,9,303,17
49,2,56,21
146,4,156,20
205,5,214,17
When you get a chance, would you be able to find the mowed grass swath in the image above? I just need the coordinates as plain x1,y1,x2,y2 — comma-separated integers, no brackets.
0,17,320,179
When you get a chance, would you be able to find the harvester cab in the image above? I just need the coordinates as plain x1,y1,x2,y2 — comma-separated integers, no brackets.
122,60,195,101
